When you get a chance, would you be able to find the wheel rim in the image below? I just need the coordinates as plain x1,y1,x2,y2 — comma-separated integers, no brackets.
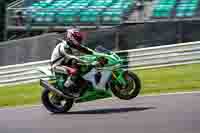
116,73,136,96
48,92,67,109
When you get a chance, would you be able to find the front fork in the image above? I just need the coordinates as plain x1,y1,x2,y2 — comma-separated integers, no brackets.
112,70,127,87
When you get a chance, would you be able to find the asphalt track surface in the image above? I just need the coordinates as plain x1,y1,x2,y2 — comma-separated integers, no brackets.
0,92,200,133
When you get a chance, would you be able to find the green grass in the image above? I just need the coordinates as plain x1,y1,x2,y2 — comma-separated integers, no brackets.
0,63,200,108
0,82,41,107
135,63,200,94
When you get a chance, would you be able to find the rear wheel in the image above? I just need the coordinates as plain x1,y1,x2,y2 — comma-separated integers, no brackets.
41,89,74,113
111,71,141,100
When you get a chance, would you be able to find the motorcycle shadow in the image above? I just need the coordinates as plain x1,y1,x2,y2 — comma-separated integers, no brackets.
56,106,155,115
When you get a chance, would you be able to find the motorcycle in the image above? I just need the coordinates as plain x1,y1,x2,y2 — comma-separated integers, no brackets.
37,45,141,113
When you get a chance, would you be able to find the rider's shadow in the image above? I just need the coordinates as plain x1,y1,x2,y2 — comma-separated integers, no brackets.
58,106,156,115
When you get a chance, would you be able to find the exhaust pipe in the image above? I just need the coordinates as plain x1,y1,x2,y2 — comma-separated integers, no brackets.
40,79,73,99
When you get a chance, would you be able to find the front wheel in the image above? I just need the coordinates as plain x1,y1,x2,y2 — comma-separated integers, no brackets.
111,71,141,100
41,88,74,113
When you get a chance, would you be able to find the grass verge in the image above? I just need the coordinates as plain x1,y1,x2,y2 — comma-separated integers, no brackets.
0,63,200,108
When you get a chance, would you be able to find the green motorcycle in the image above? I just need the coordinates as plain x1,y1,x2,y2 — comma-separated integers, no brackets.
38,46,141,113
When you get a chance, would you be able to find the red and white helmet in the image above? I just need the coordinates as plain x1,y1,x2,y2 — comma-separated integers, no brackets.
65,28,83,46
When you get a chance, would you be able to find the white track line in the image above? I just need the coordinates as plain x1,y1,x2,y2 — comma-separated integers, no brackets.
140,91,200,97
0,91,200,111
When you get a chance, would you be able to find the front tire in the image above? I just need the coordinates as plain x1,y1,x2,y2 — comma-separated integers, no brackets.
111,71,141,100
41,88,74,113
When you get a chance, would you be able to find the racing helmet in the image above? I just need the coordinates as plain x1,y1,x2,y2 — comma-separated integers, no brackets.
65,28,83,46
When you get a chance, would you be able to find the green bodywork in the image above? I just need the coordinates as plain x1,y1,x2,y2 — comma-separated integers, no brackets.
38,46,126,103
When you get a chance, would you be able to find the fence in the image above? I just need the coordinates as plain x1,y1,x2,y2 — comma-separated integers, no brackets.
0,41,200,87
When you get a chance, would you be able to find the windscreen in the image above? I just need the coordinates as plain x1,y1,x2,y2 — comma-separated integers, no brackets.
95,45,111,54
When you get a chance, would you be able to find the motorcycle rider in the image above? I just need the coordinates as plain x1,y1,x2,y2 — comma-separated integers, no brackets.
50,28,107,98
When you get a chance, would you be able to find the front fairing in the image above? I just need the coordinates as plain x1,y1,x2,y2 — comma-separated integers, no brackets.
79,54,97,63
79,48,123,67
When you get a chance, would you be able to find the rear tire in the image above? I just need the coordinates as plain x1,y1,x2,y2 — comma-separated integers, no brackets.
111,71,141,100
41,88,74,113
